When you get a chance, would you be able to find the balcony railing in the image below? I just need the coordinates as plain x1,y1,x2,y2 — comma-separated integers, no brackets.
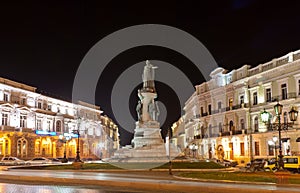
232,130,243,135
272,92,297,101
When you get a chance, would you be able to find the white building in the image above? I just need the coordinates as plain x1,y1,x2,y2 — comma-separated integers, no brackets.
174,49,300,164
0,77,119,159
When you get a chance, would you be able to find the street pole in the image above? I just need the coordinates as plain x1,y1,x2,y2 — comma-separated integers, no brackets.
74,130,81,162
277,115,284,170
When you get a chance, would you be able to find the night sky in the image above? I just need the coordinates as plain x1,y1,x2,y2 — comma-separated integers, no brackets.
1,1,300,145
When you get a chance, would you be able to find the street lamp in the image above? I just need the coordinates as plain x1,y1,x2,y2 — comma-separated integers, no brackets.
73,129,81,162
261,102,298,170
59,135,71,163
189,143,198,158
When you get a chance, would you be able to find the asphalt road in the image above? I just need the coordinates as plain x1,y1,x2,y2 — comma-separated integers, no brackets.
0,169,300,193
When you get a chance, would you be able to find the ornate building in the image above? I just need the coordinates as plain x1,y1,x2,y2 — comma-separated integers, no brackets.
0,77,119,160
173,49,300,164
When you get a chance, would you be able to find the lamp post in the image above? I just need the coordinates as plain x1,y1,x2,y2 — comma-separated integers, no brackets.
261,102,298,170
189,143,198,158
73,129,81,162
59,135,71,163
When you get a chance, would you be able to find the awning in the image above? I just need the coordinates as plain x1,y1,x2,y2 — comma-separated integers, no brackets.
296,137,300,142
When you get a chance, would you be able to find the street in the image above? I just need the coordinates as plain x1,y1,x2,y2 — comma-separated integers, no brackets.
0,169,300,193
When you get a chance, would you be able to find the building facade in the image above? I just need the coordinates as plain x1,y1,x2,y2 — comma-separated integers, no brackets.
0,77,119,160
174,49,300,164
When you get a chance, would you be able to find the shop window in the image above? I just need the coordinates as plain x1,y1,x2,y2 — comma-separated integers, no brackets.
0,138,10,156
17,138,27,158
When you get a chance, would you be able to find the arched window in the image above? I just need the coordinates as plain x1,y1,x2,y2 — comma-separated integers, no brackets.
254,116,259,132
17,138,27,158
56,120,61,132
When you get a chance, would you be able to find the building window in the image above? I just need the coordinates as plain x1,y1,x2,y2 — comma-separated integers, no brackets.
36,119,42,130
266,88,272,102
218,101,222,110
254,116,259,132
268,144,275,156
240,95,244,105
56,120,62,132
3,93,8,102
281,83,287,100
0,138,10,156
229,121,234,131
208,104,212,115
240,119,245,130
240,142,245,156
17,138,27,158
253,92,258,105
229,98,233,108
1,114,8,126
20,115,27,128
208,124,212,137
21,98,26,105
47,105,52,111
218,122,222,133
47,120,51,131
200,107,203,116
37,102,42,109
298,80,300,96
254,141,260,156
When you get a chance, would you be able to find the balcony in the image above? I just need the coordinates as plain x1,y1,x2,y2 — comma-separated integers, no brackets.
272,93,297,101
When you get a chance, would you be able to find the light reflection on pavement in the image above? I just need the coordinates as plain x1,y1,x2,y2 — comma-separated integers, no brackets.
0,170,300,193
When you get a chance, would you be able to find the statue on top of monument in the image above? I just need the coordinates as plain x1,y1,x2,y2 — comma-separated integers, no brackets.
142,60,157,93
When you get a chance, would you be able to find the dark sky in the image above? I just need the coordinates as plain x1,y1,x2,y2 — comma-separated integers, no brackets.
1,1,300,145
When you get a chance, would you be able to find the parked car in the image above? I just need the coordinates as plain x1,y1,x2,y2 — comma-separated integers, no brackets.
0,157,26,165
264,158,277,171
246,158,266,168
223,159,238,167
26,157,52,165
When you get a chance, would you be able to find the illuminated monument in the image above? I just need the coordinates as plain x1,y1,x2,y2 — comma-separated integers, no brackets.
109,60,179,163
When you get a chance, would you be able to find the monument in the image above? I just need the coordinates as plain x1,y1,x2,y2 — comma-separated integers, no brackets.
107,60,179,163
